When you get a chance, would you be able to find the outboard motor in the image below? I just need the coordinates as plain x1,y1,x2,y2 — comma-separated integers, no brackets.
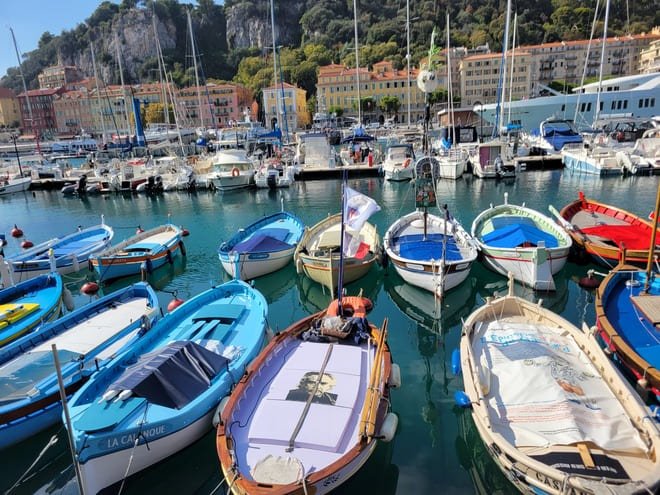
145,175,156,194
155,175,163,193
267,170,277,189
76,174,88,195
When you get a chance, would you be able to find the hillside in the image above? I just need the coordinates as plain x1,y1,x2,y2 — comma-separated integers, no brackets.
1,0,657,101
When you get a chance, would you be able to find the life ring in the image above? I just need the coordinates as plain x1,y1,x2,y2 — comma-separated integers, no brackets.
231,167,240,177
403,158,412,168
326,296,373,318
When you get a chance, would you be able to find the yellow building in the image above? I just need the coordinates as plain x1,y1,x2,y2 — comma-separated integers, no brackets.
0,87,21,128
639,39,660,73
262,82,309,132
38,65,83,90
177,82,253,129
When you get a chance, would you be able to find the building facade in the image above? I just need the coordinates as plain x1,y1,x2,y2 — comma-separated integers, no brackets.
177,82,253,129
17,87,65,138
639,38,660,73
38,65,83,90
0,87,20,128
262,82,309,133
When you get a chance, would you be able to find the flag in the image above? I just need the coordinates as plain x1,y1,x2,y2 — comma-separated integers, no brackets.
343,230,371,259
344,187,381,232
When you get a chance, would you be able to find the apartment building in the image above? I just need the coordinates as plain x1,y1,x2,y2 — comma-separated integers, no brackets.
262,82,309,132
0,87,20,128
177,82,253,129
17,87,65,138
38,65,83,90
639,39,660,73
460,51,532,107
53,89,94,135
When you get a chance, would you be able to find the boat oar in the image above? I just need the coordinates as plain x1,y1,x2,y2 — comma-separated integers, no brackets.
359,318,388,439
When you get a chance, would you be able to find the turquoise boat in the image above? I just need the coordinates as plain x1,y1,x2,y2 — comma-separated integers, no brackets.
90,224,185,282
67,279,268,494
0,273,63,348
0,282,159,450
218,211,304,280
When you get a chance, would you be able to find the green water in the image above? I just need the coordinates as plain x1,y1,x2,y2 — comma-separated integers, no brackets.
1,171,658,494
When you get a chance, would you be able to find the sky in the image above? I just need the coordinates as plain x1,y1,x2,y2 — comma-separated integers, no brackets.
0,1,221,78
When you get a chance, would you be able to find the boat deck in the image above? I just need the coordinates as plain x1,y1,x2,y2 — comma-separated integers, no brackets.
231,338,373,483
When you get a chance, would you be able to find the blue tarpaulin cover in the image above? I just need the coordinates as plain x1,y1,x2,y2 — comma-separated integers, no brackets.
396,234,463,261
233,227,291,253
109,341,228,409
481,223,559,248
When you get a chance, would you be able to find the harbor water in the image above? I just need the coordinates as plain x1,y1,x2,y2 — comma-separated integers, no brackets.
1,170,659,495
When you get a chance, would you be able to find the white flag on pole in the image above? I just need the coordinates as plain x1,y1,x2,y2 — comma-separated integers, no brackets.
344,187,381,232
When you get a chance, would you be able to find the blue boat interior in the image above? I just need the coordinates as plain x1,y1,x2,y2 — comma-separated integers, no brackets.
395,234,463,261
608,274,660,367
481,219,559,249
233,227,293,253
74,397,147,433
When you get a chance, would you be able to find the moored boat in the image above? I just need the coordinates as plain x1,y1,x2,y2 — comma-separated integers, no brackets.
471,193,572,291
0,220,114,283
216,296,399,494
556,192,660,267
207,149,255,191
0,273,63,347
294,213,380,298
0,176,31,196
458,276,660,495
90,224,184,282
0,282,159,449
381,144,414,181
219,211,304,280
67,279,268,494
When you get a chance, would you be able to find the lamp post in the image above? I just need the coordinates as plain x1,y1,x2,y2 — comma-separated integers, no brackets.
473,103,484,143
10,134,24,178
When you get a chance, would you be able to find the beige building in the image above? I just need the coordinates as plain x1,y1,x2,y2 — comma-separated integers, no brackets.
460,51,532,107
263,82,309,132
38,65,83,90
53,89,94,136
0,87,21,128
177,82,253,129
639,39,660,73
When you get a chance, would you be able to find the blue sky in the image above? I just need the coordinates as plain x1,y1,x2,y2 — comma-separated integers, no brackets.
1,1,221,78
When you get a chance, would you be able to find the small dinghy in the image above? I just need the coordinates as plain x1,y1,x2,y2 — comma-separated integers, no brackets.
457,275,660,495
0,273,63,347
472,193,572,291
216,295,399,494
67,280,268,494
219,210,304,280
90,224,184,282
556,192,660,267
1,219,114,282
0,282,159,449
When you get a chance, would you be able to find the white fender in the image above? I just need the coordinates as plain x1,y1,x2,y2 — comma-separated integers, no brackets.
212,396,231,428
62,287,75,312
378,412,398,442
388,363,402,389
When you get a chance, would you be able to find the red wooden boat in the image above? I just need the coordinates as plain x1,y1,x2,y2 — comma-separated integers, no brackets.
557,191,660,267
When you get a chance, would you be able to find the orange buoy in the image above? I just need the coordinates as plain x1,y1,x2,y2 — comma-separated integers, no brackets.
21,240,34,249
181,228,190,237
167,296,184,312
136,225,144,234
11,225,23,238
81,281,100,296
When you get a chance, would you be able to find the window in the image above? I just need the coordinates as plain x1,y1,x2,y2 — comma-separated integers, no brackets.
651,98,656,107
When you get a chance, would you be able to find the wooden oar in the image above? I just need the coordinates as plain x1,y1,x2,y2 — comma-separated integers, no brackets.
359,318,388,439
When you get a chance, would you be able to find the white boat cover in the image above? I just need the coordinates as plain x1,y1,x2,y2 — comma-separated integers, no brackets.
474,321,647,453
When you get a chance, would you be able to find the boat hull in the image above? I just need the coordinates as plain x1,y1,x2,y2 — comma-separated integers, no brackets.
479,246,568,291
383,166,413,181
220,248,296,280
0,177,31,195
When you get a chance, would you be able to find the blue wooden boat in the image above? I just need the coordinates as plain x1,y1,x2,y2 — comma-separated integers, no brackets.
0,273,63,348
90,224,184,282
2,220,114,283
0,282,159,449
218,211,304,280
67,279,268,494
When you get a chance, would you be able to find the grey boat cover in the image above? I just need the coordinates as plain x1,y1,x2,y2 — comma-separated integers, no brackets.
110,341,228,409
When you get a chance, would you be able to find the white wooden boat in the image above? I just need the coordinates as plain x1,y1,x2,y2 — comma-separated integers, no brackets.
471,194,572,291
458,276,660,495
294,214,380,298
216,296,399,494
0,176,31,196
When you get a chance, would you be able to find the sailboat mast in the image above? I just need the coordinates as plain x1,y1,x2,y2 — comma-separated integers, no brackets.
594,0,611,128
507,13,517,126
446,13,455,146
187,10,204,129
353,0,362,125
152,11,170,125
493,0,512,137
114,31,131,138
643,183,660,294
10,27,39,153
406,0,411,127
90,38,108,145
270,0,283,133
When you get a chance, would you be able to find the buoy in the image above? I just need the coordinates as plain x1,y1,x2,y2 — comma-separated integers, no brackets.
578,270,601,289
11,225,23,238
21,240,34,249
388,363,402,389
181,228,190,237
454,390,472,408
136,225,144,234
451,348,461,376
377,412,398,442
81,281,100,296
167,296,184,312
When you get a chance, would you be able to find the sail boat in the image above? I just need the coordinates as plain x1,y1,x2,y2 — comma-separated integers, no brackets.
435,13,468,180
383,31,478,298
595,183,660,401
217,170,399,494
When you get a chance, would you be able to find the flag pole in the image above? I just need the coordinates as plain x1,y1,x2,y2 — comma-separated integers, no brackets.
337,168,348,313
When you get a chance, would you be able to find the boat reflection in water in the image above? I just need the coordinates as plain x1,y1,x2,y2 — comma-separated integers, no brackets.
455,408,517,495
97,252,187,293
250,263,297,304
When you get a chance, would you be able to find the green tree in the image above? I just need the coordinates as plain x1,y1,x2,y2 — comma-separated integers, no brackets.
378,95,400,116
328,105,343,117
